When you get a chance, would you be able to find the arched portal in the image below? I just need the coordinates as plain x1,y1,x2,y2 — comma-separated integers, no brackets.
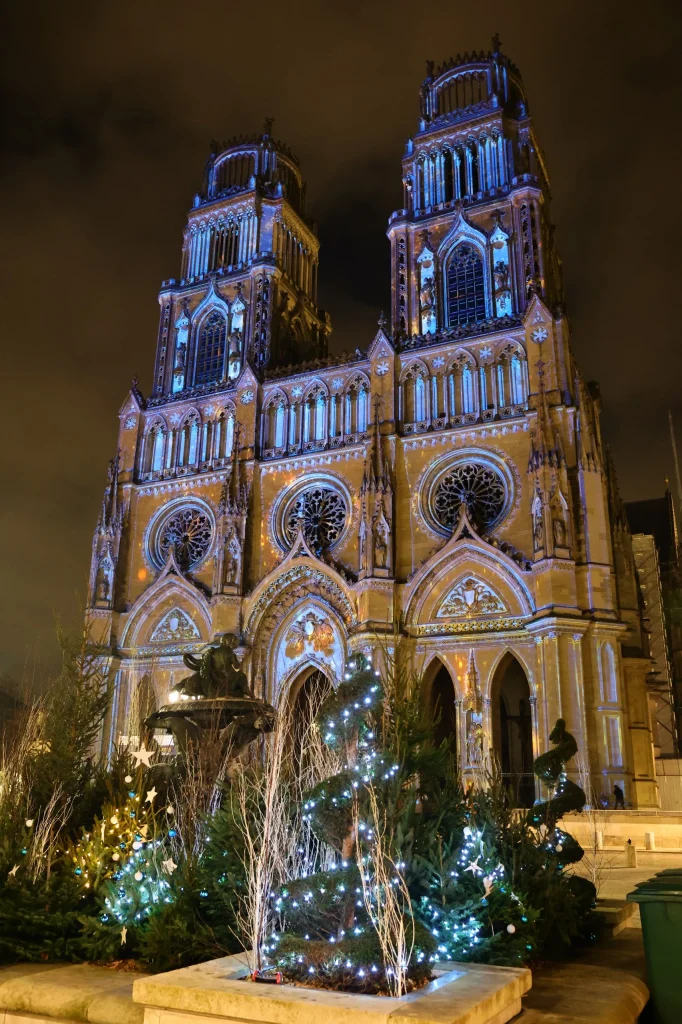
491,654,534,807
428,661,458,762
287,668,333,767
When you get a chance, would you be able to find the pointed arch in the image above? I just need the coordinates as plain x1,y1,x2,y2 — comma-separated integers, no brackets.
423,657,458,759
438,211,491,326
490,652,534,807
120,576,211,652
403,529,534,629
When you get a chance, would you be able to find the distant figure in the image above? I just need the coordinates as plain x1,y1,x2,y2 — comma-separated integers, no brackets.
614,784,625,810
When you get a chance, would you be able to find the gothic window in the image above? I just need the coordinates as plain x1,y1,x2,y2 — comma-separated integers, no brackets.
314,394,325,440
151,427,165,473
402,364,428,424
446,243,486,327
149,502,214,571
275,403,286,448
303,384,327,444
415,374,426,420
178,414,200,467
264,395,287,450
357,385,368,432
478,366,488,411
431,462,506,533
344,377,369,435
283,485,348,555
497,357,508,406
461,360,475,414
195,310,227,385
214,407,235,460
510,355,525,405
443,148,454,202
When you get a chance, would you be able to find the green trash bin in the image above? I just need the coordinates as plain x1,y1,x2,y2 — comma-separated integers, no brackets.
627,869,682,1024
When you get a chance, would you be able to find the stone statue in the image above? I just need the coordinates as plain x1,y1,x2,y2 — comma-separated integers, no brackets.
95,562,111,604
553,517,567,547
493,260,510,296
174,633,250,700
466,720,485,767
223,528,242,586
228,331,242,379
175,341,187,370
533,510,544,551
373,511,390,569
419,275,435,310
359,516,367,571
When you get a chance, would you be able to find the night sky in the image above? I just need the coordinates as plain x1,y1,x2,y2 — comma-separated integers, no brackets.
2,1,681,680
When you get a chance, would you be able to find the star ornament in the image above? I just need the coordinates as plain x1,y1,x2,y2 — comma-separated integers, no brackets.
8,864,20,878
464,856,483,876
162,858,178,875
145,787,158,805
120,926,128,945
131,744,154,768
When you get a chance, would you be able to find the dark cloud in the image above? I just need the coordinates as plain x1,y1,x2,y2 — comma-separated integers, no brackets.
1,0,681,678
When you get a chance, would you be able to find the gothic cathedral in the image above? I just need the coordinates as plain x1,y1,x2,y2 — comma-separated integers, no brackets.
87,42,660,807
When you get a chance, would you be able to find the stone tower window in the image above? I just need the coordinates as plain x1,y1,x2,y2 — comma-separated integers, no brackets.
195,310,227,384
446,243,486,327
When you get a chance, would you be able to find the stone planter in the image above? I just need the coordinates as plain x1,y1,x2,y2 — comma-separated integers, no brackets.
133,953,531,1024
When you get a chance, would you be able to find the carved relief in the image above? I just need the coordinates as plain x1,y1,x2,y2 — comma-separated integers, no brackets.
436,576,506,618
150,607,201,643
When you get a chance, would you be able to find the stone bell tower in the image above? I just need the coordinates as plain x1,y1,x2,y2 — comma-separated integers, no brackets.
388,34,563,343
152,120,331,397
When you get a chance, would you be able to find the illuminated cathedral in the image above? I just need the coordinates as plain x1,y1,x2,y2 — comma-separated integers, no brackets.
87,41,662,807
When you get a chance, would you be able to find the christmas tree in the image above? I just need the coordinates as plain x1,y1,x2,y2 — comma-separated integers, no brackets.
266,655,435,995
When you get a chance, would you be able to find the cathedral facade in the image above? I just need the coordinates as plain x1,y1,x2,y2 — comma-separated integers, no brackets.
87,43,660,807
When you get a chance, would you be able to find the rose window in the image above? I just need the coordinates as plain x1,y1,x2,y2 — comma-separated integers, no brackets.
158,506,213,570
432,462,506,532
284,486,347,554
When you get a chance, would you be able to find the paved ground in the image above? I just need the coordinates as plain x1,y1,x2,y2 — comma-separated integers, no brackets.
572,850,682,926
523,929,649,1023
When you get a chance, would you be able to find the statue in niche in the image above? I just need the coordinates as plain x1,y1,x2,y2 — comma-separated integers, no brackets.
359,516,367,571
466,719,485,767
95,558,113,606
228,330,242,379
175,341,187,370
419,275,435,310
553,517,567,548
533,508,544,551
223,527,242,586
373,510,390,569
493,260,510,297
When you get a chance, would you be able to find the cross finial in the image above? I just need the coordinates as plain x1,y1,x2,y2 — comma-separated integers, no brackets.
262,116,275,136
491,32,502,55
